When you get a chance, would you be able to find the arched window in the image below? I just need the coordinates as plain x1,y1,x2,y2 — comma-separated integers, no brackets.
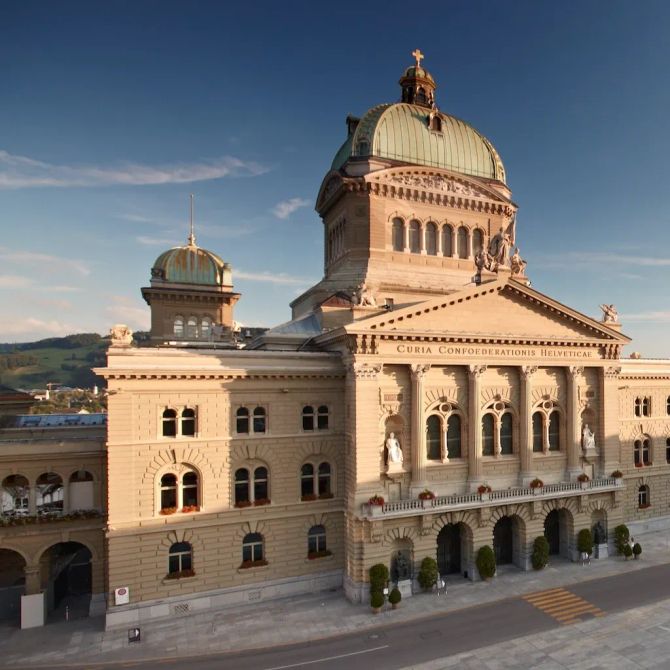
186,317,197,338
638,485,650,508
242,533,264,565
667,396,670,415
482,414,495,456
253,407,266,433
253,466,268,502
500,412,513,455
182,472,198,509
442,225,453,257
416,87,426,104
409,220,421,253
548,411,560,451
168,542,192,575
457,226,468,259
357,141,369,156
634,397,642,417
69,470,93,483
181,408,196,436
642,397,650,416
300,464,314,498
302,406,315,431
634,438,650,466
201,317,212,339
236,407,249,434
425,222,437,255
234,468,250,505
666,438,670,464
36,472,63,514
317,405,329,430
318,462,331,496
308,525,327,556
1,474,29,514
472,229,484,255
173,317,184,337
429,115,442,132
392,218,405,252
162,409,177,437
426,415,441,460
446,414,461,459
532,412,543,452
160,474,177,511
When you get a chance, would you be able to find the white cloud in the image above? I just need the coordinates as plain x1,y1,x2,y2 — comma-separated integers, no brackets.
0,150,269,189
622,311,670,323
538,251,670,271
136,235,180,247
104,296,150,331
0,317,80,340
0,246,90,276
0,274,33,288
271,197,311,220
235,269,317,286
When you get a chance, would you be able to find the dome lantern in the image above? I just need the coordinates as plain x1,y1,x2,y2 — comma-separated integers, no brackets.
399,48,437,109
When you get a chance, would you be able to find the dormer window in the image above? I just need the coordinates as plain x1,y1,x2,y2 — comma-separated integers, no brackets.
429,113,442,132
356,141,369,156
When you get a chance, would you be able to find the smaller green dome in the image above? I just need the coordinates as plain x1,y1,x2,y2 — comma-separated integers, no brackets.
401,65,435,84
151,243,231,287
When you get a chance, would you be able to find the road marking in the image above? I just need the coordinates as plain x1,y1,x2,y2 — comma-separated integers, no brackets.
261,645,390,670
523,587,604,625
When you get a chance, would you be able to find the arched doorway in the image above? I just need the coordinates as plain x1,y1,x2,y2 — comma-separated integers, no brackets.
41,542,92,621
437,524,462,575
493,517,514,565
0,549,26,624
544,508,573,559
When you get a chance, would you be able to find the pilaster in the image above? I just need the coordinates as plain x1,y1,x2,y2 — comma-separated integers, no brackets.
566,366,583,479
410,363,431,492
600,365,622,476
467,364,486,490
519,365,537,485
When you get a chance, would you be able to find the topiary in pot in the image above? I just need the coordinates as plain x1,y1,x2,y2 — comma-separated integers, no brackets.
531,535,550,570
476,545,496,580
577,528,594,556
633,543,642,559
388,587,401,609
614,524,630,555
370,590,384,613
417,556,438,591
623,543,633,560
369,563,389,593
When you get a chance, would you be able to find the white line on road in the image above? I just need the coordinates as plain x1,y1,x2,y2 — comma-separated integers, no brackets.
261,645,390,670
658,625,670,633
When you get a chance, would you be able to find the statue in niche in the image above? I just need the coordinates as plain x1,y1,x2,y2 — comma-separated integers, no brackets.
510,247,527,277
600,304,618,323
354,282,377,307
385,432,403,465
582,424,596,451
593,521,606,545
391,550,411,582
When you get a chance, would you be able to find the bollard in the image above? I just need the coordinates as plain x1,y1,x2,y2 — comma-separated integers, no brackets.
65,605,69,622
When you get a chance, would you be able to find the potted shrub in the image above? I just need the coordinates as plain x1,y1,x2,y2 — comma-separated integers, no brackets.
623,543,633,560
370,590,384,614
577,528,593,558
529,478,544,489
477,484,492,499
476,545,496,580
577,473,590,488
418,489,435,500
611,470,623,479
369,563,389,594
531,536,550,570
368,495,385,516
633,542,642,559
388,587,402,609
614,524,630,555
417,556,438,591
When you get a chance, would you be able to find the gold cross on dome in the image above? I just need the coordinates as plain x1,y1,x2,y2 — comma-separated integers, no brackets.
412,49,424,67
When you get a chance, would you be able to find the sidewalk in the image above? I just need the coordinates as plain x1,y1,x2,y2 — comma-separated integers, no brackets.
2,525,669,668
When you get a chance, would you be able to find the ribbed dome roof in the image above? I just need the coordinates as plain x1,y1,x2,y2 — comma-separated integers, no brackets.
151,243,231,287
332,102,506,183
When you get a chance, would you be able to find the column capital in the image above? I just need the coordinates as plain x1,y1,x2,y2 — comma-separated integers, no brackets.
520,365,538,380
347,362,383,381
410,363,431,381
603,365,622,379
468,364,487,379
568,365,584,378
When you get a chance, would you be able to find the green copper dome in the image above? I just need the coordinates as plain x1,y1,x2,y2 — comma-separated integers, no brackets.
151,243,231,287
332,102,506,183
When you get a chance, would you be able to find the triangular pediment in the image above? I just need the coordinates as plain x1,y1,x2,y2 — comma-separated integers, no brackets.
346,279,630,346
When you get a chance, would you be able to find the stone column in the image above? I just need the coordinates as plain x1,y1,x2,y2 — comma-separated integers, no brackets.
436,225,443,256
467,364,486,490
403,224,410,252
410,363,431,492
451,228,458,259
28,485,37,516
519,366,537,486
600,365,622,477
566,366,584,480
467,229,474,259
420,223,426,254
24,566,41,595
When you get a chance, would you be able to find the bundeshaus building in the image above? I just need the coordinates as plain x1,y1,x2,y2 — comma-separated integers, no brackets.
99,52,670,627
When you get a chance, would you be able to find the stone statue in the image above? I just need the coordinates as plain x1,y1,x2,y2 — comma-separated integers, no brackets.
392,550,411,582
110,324,133,347
582,424,596,451
510,247,527,277
600,304,618,323
488,228,512,266
475,247,493,273
593,521,606,545
355,282,377,307
386,432,403,464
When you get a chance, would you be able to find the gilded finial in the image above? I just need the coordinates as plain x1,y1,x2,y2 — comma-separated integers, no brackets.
412,48,424,68
188,193,196,246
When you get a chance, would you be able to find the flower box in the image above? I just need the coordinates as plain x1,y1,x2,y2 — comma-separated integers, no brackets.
318,492,334,500
639,504,651,510
234,500,252,508
253,498,271,507
181,505,200,513
418,489,435,500
529,478,544,489
0,510,102,527
634,463,643,468
611,470,623,478
301,494,317,502
159,507,177,515
239,559,268,569
577,474,590,483
165,568,195,580
307,549,332,560
368,495,385,506
477,485,492,496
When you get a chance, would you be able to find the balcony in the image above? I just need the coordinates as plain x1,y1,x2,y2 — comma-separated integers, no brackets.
363,477,623,520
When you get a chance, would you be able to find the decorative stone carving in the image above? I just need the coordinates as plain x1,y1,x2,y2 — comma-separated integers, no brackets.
569,366,584,378
510,247,527,277
110,324,133,347
388,173,481,197
468,364,487,379
520,365,538,380
348,362,383,380
410,363,431,380
353,281,377,307
600,304,618,323
488,227,513,267
604,366,622,379
582,424,596,452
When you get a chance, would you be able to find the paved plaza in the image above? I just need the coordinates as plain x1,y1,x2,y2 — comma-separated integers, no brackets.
2,521,669,668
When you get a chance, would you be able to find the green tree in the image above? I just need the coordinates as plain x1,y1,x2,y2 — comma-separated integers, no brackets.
417,556,438,590
531,536,549,570
577,528,594,556
476,545,496,579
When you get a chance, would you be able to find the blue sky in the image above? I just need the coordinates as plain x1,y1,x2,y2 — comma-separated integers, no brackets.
2,1,670,355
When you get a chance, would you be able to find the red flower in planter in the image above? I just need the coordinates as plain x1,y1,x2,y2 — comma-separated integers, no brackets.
418,489,435,500
368,495,385,506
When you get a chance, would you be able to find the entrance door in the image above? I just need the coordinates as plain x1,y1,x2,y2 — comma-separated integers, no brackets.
493,517,513,564
437,524,461,575
544,510,560,555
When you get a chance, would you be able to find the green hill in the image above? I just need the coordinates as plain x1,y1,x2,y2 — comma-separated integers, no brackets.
0,333,107,390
